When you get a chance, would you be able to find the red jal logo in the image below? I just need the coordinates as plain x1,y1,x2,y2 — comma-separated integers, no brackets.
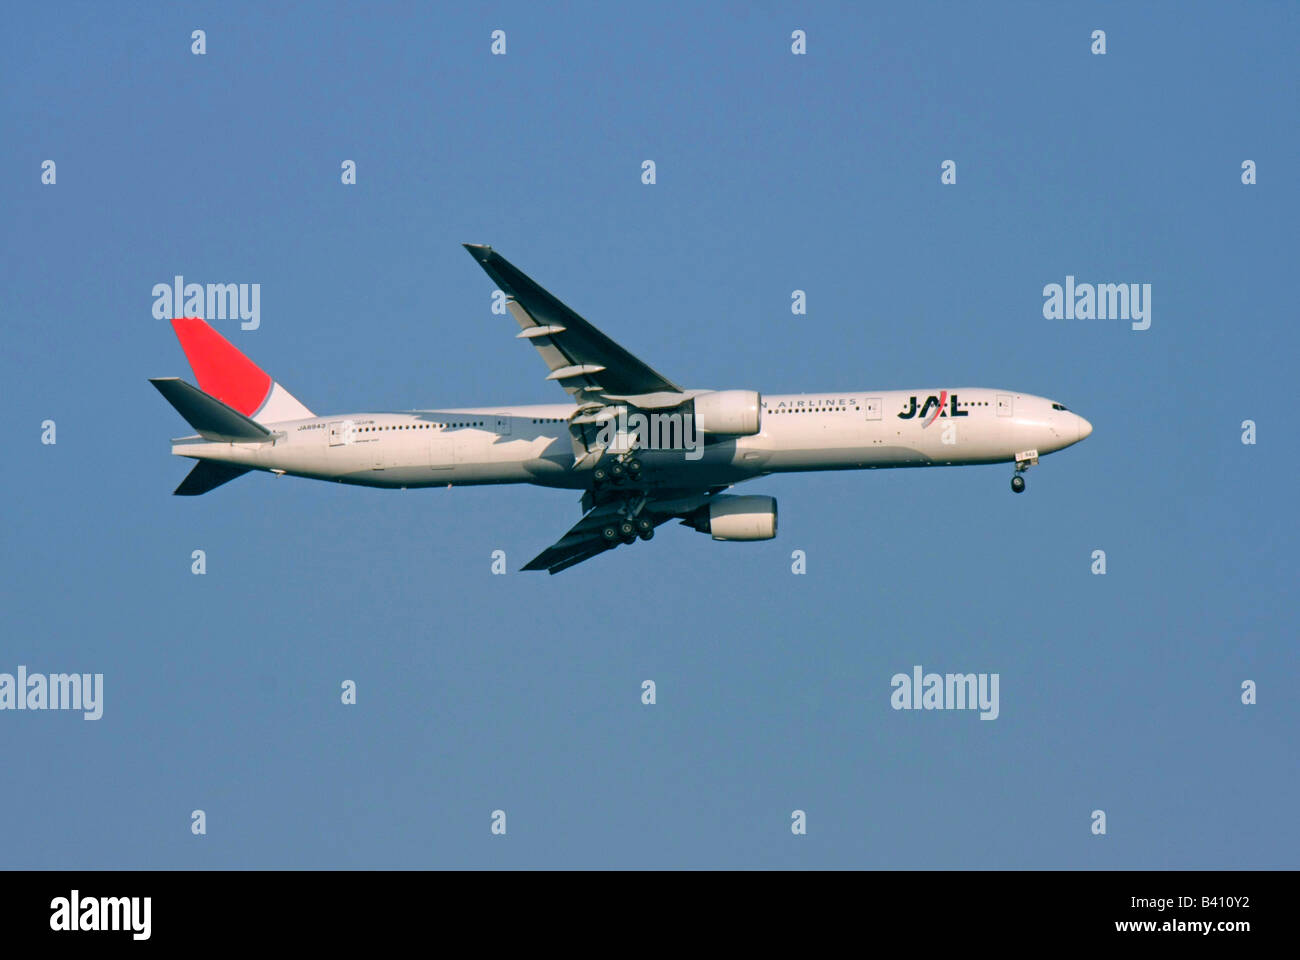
897,391,968,427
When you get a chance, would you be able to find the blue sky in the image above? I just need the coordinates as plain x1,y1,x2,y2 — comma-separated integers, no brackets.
1,1,1296,867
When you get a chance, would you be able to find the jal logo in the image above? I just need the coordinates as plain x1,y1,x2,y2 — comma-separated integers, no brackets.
897,391,968,427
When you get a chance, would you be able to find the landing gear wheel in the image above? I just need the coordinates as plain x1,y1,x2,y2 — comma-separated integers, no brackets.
601,525,619,541
618,520,636,542
593,467,609,486
626,459,642,478
609,462,626,484
1011,474,1026,494
636,517,654,541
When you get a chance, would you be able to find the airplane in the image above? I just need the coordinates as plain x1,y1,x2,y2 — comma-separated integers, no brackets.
150,244,1093,573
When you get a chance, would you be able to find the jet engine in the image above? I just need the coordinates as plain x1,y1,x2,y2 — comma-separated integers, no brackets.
692,389,762,436
687,494,778,541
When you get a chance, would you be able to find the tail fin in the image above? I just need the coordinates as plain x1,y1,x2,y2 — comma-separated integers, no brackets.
173,460,253,496
168,317,313,423
150,377,272,442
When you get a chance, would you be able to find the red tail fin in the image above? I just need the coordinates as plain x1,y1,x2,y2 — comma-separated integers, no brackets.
168,318,313,422
170,318,271,415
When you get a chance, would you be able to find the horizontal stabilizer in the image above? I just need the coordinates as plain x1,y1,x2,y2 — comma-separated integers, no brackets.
150,377,272,442
174,460,252,496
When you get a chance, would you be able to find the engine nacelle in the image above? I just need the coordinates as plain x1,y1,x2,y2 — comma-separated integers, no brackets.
693,389,762,436
689,495,778,541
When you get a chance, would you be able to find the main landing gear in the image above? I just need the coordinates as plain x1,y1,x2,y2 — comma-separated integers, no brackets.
601,512,655,545
593,451,653,543
592,456,643,488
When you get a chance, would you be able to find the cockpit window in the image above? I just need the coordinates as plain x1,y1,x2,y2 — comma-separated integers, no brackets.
1051,403,1068,411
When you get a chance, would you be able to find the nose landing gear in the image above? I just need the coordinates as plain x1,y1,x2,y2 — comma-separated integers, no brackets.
1010,449,1037,494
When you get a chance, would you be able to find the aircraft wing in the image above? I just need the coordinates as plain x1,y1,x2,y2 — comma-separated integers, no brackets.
462,244,685,405
523,489,720,574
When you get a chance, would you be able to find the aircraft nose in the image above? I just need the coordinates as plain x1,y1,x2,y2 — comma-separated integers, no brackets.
1075,415,1093,442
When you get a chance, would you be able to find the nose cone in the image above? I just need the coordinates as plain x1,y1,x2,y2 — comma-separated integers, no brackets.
1075,415,1093,443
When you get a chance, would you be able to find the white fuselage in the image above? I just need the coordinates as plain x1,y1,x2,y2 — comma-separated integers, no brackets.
172,388,1092,490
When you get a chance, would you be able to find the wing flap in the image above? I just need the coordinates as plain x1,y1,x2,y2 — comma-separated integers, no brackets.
522,539,616,574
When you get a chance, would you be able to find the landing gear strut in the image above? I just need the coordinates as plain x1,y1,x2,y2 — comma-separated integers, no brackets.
1010,449,1037,494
